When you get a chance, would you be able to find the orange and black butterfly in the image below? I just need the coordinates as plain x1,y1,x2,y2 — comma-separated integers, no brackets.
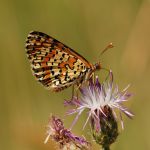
25,31,106,92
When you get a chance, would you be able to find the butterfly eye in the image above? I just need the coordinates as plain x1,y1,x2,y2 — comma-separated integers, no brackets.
94,62,101,70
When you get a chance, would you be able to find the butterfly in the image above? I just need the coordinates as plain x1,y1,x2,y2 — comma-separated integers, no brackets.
25,31,102,92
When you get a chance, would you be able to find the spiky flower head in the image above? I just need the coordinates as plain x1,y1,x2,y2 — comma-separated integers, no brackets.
65,72,134,148
44,115,90,150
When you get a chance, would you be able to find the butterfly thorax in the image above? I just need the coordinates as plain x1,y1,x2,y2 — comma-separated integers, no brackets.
83,62,101,84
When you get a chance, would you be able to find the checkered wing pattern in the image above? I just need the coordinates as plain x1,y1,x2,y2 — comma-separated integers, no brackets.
25,31,93,92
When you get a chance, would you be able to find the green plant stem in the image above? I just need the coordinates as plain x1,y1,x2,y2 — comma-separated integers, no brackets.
102,145,110,150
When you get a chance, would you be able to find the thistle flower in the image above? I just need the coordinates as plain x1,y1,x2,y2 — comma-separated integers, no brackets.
65,72,134,149
44,115,90,150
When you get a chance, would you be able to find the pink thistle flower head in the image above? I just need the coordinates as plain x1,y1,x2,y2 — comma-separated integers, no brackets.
65,72,134,131
44,115,91,150
65,72,134,147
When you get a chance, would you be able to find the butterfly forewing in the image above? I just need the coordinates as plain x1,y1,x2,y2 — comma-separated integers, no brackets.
25,31,93,92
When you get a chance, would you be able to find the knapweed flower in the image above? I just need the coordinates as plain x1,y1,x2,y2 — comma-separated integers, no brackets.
44,115,90,150
65,72,134,148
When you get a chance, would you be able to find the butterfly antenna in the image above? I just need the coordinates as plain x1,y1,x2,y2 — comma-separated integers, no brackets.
99,42,114,58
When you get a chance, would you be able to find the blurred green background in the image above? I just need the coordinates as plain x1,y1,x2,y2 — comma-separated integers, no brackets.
0,0,150,149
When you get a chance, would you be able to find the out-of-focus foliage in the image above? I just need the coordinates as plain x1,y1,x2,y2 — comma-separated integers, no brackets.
0,0,150,150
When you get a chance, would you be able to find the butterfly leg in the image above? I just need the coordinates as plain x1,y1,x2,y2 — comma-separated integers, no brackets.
72,84,80,99
91,72,95,83
71,85,75,99
75,83,83,99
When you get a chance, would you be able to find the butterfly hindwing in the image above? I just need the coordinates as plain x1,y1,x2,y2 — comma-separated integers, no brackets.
26,31,92,91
